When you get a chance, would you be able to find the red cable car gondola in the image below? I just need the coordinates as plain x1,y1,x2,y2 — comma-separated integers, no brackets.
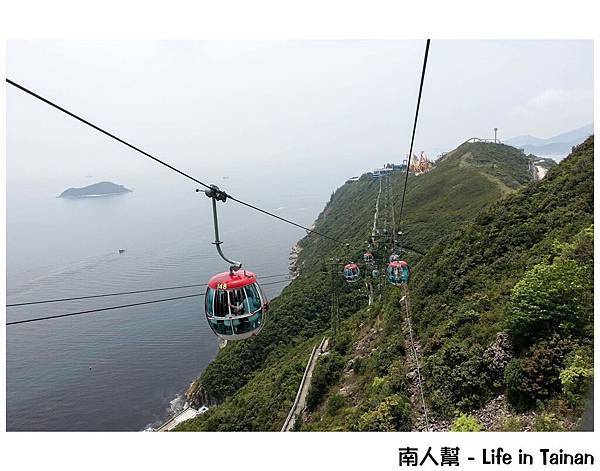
387,260,410,285
203,185,269,341
363,251,374,263
343,262,360,282
205,270,268,340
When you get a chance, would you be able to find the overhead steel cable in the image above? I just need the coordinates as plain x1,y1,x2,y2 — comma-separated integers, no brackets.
5,78,342,244
397,39,430,229
6,279,291,326
6,40,430,328
6,293,203,326
227,195,339,242
5,273,291,307
6,79,212,191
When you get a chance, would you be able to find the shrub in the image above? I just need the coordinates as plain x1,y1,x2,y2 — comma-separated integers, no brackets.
483,331,513,386
451,414,483,432
351,356,366,375
554,224,593,269
519,338,569,402
306,352,344,411
504,337,570,410
504,359,529,411
326,394,346,416
506,260,589,350
560,346,593,407
533,412,564,432
333,331,353,356
500,416,523,432
425,341,490,416
371,376,386,391
386,360,409,395
371,334,406,376
355,394,412,431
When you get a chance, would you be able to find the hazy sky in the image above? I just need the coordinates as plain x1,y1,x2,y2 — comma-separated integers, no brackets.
7,40,593,187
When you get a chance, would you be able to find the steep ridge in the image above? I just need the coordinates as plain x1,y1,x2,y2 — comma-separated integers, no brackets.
298,141,548,269
301,137,593,431
179,140,571,431
393,142,555,253
409,136,593,429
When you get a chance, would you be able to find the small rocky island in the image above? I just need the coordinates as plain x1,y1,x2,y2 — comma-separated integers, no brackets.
58,181,132,198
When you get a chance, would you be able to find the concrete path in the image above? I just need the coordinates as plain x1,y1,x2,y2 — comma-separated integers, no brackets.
281,337,328,431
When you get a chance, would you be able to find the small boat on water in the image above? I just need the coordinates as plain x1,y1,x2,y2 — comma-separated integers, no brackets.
118,249,126,254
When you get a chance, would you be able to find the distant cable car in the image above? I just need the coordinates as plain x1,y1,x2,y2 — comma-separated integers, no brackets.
363,251,374,263
372,269,380,278
387,260,410,285
343,263,360,282
399,261,410,283
389,253,400,262
205,270,268,340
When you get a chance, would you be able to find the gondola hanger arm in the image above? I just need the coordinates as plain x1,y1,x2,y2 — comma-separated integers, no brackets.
198,185,242,272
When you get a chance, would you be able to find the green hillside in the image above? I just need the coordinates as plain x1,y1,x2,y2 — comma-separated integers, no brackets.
302,137,593,431
392,142,552,253
298,141,543,270
411,137,593,425
177,138,592,432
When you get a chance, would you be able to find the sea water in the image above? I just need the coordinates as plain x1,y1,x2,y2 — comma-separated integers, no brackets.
6,172,333,431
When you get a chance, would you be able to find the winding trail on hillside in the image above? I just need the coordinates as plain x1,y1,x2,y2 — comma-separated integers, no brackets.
400,284,430,431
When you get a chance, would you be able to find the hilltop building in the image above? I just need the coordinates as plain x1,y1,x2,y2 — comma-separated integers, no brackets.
369,162,407,180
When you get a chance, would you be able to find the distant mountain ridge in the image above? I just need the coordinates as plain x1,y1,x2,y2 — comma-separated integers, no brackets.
505,123,593,157
58,181,131,198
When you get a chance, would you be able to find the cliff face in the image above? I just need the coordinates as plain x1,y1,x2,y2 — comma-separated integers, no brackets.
186,381,215,408
178,138,593,431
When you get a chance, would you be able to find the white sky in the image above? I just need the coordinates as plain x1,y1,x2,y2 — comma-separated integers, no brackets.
6,40,594,185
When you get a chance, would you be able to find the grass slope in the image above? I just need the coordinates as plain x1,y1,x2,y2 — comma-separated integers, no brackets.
396,142,537,253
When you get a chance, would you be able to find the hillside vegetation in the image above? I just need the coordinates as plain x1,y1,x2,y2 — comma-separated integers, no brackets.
410,137,593,427
302,137,593,431
177,138,592,431
394,142,555,253
298,141,547,267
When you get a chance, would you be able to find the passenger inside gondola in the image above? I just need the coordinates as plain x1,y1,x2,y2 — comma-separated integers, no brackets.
214,289,229,317
245,285,262,312
228,289,246,315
